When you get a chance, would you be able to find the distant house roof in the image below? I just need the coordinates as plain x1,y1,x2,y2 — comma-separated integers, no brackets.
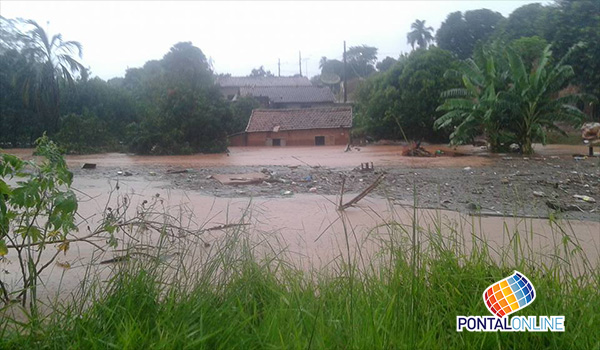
217,76,312,88
246,107,352,133
239,86,335,104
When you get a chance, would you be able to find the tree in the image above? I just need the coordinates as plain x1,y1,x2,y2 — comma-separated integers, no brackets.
249,66,274,78
355,47,458,142
0,17,26,54
435,12,470,58
162,42,213,91
547,0,600,116
376,56,397,72
320,58,344,78
319,56,327,69
436,10,504,59
407,20,434,50
497,3,554,41
20,20,87,134
125,42,232,155
228,97,260,134
59,76,139,151
346,45,378,78
0,49,42,146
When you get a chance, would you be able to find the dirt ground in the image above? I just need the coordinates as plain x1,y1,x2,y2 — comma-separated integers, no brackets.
28,144,595,222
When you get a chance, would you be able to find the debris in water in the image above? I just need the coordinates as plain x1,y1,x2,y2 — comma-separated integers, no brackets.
573,195,596,203
167,169,189,174
338,174,384,210
402,141,432,157
213,173,270,185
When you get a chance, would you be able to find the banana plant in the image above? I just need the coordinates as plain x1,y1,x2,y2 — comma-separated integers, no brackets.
499,43,592,154
434,48,510,151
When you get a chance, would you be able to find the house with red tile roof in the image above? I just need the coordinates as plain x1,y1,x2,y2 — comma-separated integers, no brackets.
229,107,352,146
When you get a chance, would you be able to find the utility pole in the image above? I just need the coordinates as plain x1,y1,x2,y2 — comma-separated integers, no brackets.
278,58,281,77
343,41,347,103
299,51,302,77
305,60,308,78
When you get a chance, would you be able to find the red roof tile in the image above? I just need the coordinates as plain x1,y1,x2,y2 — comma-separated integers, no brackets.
246,107,352,133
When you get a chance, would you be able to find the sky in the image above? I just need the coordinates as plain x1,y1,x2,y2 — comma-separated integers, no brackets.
2,1,547,81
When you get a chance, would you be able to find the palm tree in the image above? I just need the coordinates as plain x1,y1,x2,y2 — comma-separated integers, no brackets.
407,20,434,50
21,20,86,134
319,56,327,69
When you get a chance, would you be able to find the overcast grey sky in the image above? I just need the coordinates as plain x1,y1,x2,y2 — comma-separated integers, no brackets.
2,1,546,80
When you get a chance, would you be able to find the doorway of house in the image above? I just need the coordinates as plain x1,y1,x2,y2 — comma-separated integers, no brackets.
315,136,325,146
272,139,281,146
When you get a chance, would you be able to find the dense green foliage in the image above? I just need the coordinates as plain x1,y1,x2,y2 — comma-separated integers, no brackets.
1,0,598,152
0,20,246,154
0,18,86,146
435,44,591,154
355,0,598,146
436,9,504,59
548,0,600,103
435,49,509,151
346,45,378,79
376,56,397,72
122,42,234,155
497,0,599,116
355,48,458,142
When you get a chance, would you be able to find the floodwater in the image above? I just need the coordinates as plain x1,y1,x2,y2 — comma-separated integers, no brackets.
7,145,491,169
2,172,598,306
8,144,592,169
1,144,598,306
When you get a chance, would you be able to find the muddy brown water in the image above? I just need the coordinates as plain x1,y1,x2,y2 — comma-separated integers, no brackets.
8,145,494,168
1,145,599,308
8,144,592,168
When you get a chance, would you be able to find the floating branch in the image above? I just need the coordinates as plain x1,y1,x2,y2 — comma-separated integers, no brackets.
338,174,385,210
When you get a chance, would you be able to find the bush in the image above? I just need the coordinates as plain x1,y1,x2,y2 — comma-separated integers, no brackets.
55,112,115,154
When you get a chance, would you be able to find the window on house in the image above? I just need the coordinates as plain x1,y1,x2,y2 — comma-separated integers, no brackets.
272,139,281,146
315,136,325,146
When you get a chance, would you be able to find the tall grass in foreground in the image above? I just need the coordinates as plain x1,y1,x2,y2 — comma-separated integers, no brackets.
0,202,598,350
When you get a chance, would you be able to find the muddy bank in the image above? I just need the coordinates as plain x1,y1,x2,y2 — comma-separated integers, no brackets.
6,145,599,220
70,155,599,221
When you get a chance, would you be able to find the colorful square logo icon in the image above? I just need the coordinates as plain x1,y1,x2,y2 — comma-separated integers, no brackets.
483,271,535,318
